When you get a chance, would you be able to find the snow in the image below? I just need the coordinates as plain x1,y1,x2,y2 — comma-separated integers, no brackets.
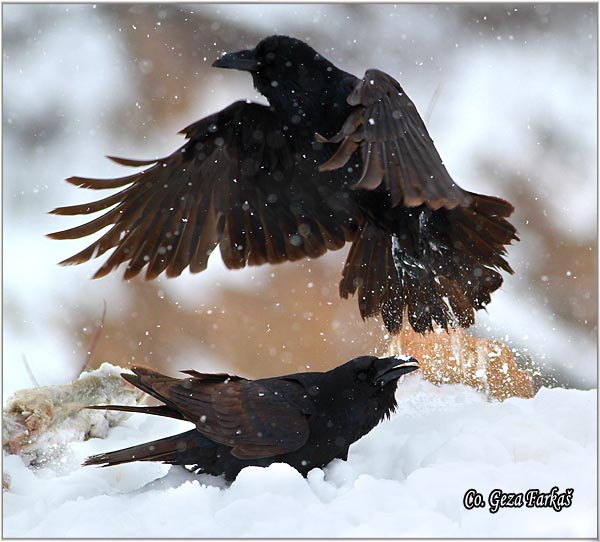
2,5,596,537
393,354,415,362
3,376,596,538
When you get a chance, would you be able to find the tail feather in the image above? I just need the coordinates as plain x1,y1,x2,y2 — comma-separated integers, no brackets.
83,367,220,470
85,404,185,420
83,429,213,468
340,221,391,320
470,192,515,217
86,366,191,421
119,366,182,409
340,192,517,334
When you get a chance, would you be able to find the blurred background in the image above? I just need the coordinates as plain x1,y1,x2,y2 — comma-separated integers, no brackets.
4,3,597,395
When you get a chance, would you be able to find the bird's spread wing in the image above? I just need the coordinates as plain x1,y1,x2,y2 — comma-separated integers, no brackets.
48,101,357,280
317,69,471,210
132,367,311,460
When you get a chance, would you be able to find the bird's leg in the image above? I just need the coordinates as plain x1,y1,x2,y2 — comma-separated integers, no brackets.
391,233,427,281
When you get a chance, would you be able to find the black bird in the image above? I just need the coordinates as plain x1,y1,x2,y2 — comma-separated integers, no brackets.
49,35,518,334
83,355,419,480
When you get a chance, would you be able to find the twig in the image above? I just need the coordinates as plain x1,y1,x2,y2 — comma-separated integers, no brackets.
80,300,107,375
21,355,40,388
425,81,444,126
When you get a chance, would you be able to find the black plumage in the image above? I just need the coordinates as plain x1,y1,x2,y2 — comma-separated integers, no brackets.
83,355,419,481
49,35,518,333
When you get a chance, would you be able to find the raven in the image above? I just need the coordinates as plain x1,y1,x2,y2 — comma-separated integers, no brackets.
49,35,517,334
83,355,419,480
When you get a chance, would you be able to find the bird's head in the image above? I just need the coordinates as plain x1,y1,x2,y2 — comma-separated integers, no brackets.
343,355,420,391
212,35,344,114
327,354,419,428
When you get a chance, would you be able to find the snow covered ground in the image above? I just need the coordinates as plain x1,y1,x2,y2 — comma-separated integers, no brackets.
3,375,596,538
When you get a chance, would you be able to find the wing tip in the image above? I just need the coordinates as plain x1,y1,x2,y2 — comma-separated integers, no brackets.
57,256,83,267
106,155,160,167
92,264,113,279
65,176,87,187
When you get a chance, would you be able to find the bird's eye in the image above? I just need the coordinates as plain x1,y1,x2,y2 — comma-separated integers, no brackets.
265,52,276,63
357,372,367,381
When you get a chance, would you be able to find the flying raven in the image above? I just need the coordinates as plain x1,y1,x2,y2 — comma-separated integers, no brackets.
49,35,517,333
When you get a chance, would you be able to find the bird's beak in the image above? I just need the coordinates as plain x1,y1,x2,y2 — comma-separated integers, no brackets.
374,355,420,386
212,49,260,72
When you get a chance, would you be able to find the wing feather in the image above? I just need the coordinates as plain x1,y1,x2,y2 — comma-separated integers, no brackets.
132,368,311,460
317,69,472,210
49,101,359,280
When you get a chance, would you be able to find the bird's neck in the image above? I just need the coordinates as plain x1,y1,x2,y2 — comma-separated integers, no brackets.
255,72,356,139
309,375,399,438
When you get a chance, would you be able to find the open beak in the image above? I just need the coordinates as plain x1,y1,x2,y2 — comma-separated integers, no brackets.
212,49,260,72
375,355,420,386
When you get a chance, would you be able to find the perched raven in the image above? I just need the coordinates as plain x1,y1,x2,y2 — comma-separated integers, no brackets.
83,355,419,480
49,35,517,333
